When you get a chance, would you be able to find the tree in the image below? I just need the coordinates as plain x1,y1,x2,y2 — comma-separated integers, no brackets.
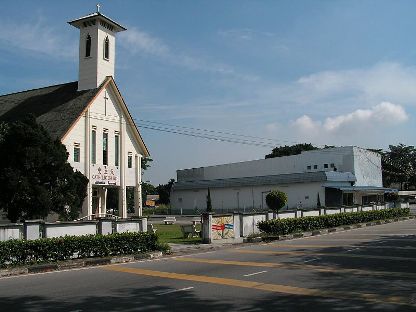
0,116,88,222
156,179,175,205
141,157,153,172
265,143,318,159
265,190,287,212
382,144,416,190
206,188,213,212
141,182,156,206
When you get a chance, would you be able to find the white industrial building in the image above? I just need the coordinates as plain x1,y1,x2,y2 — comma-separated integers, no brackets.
171,146,395,213
0,7,149,219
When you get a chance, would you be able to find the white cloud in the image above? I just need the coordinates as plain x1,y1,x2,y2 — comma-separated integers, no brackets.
119,27,258,80
292,102,408,134
325,102,408,132
218,28,275,41
295,62,416,108
292,115,321,132
119,27,169,56
0,17,76,59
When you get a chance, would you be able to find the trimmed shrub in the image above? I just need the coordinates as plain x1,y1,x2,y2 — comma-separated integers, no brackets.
258,208,410,235
0,232,167,268
266,190,287,212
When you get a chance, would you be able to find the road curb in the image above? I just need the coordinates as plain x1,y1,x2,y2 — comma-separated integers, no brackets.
0,251,163,278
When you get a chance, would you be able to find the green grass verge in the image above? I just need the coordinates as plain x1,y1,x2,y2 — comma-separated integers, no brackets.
154,224,202,244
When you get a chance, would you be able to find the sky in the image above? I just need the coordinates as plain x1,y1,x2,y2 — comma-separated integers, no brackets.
1,0,416,185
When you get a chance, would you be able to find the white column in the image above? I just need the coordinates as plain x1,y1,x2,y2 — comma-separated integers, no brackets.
84,109,92,217
134,155,142,216
118,116,127,218
100,187,107,216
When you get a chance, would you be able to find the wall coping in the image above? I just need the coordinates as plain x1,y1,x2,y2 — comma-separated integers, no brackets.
44,221,98,227
0,223,23,229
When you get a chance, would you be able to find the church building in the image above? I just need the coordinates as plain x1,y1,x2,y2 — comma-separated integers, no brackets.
0,7,150,219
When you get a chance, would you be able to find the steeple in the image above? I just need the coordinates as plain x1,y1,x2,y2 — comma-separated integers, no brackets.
69,6,126,91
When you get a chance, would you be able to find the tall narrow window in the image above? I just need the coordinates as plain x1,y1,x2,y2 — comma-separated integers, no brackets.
91,129,96,164
104,36,109,60
115,134,119,166
128,152,132,168
74,144,80,163
85,34,91,57
103,132,108,165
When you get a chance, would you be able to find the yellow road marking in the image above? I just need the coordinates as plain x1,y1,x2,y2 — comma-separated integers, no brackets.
335,234,416,236
174,257,416,279
300,238,416,242
232,249,416,261
261,244,416,250
102,265,412,306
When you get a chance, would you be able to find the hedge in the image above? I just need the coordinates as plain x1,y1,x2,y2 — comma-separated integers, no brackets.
0,232,167,268
258,208,410,235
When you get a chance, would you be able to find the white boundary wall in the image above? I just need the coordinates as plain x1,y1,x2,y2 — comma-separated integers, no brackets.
0,224,22,241
0,218,148,241
45,222,97,238
202,203,405,241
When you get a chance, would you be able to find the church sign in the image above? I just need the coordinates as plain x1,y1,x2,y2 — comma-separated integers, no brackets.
91,166,120,186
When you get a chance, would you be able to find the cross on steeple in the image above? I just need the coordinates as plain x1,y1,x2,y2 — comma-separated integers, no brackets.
104,91,109,115
96,3,100,13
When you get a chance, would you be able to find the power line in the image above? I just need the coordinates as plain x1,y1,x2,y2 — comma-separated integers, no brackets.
137,118,299,146
36,113,415,176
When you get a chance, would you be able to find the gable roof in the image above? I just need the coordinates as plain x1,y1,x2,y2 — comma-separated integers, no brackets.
0,77,150,157
0,81,102,139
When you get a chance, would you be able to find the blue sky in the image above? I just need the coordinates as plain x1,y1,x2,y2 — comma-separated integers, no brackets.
1,0,415,185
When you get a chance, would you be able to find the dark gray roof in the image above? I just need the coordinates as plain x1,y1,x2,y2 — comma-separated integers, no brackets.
173,171,356,191
0,81,103,139
68,12,126,32
326,186,397,193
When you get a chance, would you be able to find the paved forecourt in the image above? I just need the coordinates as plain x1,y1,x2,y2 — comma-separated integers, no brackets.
0,218,415,311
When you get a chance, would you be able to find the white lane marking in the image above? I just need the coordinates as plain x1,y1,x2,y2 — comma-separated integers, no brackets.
346,247,360,252
156,286,194,296
243,270,268,277
304,258,318,263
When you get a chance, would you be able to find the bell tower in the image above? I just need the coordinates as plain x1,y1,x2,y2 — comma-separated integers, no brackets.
69,5,126,91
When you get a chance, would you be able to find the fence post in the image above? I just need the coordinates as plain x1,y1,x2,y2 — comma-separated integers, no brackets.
98,219,113,235
141,217,148,232
233,212,241,240
201,212,213,244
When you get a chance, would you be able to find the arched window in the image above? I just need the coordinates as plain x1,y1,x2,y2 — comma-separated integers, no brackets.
85,34,91,57
104,36,109,60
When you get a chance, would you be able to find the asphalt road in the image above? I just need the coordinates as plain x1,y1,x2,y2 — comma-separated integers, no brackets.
1,219,415,311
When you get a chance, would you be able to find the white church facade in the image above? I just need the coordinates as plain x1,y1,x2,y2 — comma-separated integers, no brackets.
0,8,149,219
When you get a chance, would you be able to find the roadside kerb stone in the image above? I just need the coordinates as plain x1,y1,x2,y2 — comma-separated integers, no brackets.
0,267,28,278
28,263,58,274
84,258,111,266
0,251,163,278
293,233,304,238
